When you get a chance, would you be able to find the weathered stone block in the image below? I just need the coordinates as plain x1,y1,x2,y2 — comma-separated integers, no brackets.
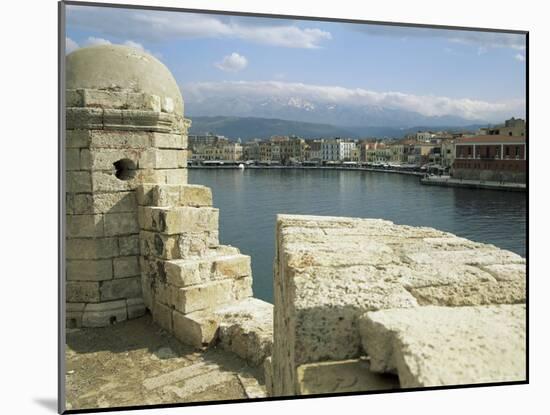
66,107,103,130
66,89,83,107
139,206,218,235
150,132,186,149
103,108,123,127
113,255,140,278
481,263,526,281
91,171,133,192
118,235,140,256
66,148,82,171
173,309,221,349
296,359,400,395
173,279,234,314
163,254,250,288
127,297,146,319
153,280,174,307
232,277,253,300
217,298,273,366
164,258,210,287
66,237,118,259
66,302,85,328
86,148,145,171
66,214,104,238
152,301,173,332
100,276,142,301
66,281,100,303
65,129,90,148
67,171,91,193
139,231,179,260
408,280,526,306
89,130,151,149
82,300,128,327
359,305,526,388
80,89,161,112
139,149,187,169
104,212,139,236
214,255,251,279
136,184,212,208
66,259,113,281
163,168,188,185
72,191,137,214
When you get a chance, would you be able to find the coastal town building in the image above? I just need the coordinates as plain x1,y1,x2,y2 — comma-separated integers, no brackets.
304,140,322,162
321,139,356,161
451,135,526,183
478,117,526,137
441,139,455,169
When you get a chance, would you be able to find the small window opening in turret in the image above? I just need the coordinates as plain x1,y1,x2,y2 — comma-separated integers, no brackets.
113,159,137,181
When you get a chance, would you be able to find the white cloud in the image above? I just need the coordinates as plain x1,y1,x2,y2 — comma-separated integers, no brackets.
123,40,144,50
85,36,111,46
215,53,248,72
65,37,79,54
184,80,525,122
67,6,332,49
515,53,525,62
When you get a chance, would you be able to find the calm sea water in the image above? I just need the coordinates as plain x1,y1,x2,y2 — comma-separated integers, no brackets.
189,168,527,303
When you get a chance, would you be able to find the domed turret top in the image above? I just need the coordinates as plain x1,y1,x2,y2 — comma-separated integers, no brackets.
66,44,184,115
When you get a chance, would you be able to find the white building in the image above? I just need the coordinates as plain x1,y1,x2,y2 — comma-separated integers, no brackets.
416,131,434,142
321,139,356,161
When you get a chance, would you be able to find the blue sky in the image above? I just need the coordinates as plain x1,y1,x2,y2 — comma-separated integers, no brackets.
65,4,526,122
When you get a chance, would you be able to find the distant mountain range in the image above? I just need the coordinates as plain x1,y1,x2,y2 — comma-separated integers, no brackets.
185,93,494,131
187,115,487,141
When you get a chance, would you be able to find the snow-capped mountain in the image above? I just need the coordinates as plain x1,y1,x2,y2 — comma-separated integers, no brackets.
186,95,480,128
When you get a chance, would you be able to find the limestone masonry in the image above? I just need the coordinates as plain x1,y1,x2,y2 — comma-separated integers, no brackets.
271,214,526,395
65,45,526,405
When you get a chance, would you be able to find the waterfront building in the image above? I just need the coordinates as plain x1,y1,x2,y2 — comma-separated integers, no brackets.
408,143,437,166
305,140,322,162
350,147,361,162
321,139,356,161
451,135,526,183
478,118,526,137
277,136,306,164
441,139,455,169
243,141,261,161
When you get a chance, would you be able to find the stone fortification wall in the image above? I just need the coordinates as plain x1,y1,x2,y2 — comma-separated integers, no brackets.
452,167,526,183
271,214,526,396
137,183,273,366
65,45,189,327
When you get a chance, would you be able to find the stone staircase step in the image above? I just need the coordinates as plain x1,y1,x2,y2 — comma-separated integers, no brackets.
137,184,212,208
138,206,218,235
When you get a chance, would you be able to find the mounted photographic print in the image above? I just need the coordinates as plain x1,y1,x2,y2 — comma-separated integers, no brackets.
59,1,527,413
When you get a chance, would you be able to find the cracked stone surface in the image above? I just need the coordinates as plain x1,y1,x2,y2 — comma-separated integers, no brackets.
65,314,266,411
359,304,526,388
272,214,526,396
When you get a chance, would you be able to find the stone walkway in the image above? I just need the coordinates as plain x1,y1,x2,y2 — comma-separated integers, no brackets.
65,313,266,411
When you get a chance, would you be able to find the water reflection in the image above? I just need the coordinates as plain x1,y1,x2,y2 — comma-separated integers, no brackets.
190,169,526,302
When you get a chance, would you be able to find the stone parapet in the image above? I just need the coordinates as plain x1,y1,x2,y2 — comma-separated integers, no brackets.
271,214,526,396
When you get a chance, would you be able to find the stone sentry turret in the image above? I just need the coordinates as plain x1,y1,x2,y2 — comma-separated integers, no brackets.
65,45,265,334
65,44,189,327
